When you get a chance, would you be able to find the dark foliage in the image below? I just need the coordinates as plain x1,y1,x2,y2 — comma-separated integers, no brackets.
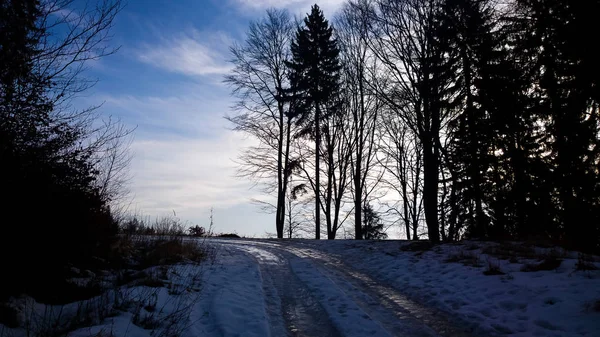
429,0,600,251
0,0,119,301
219,233,241,238
189,225,206,237
286,4,341,239
362,203,387,240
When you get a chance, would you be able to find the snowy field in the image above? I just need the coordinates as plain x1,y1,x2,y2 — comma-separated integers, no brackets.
1,238,599,337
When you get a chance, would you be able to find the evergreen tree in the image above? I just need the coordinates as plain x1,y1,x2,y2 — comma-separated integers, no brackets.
513,0,599,251
362,203,387,240
286,4,341,239
0,0,119,302
441,0,491,238
482,4,553,241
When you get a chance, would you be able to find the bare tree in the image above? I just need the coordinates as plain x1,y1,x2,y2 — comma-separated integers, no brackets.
323,98,354,239
358,0,457,242
379,108,424,240
93,119,134,217
336,3,384,239
292,107,354,240
225,9,296,238
285,176,311,238
35,0,134,215
37,0,122,117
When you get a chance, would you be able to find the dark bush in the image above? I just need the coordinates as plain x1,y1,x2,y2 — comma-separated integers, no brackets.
189,225,206,237
0,0,119,302
219,233,241,238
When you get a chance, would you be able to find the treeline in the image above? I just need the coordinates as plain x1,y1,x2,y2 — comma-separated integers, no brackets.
0,0,129,300
226,0,599,252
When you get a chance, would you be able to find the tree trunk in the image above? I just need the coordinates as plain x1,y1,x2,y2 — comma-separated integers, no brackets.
315,103,321,239
326,132,334,239
354,75,366,240
423,138,440,243
354,141,363,240
276,101,285,238
463,50,486,238
354,180,363,239
282,116,293,238
400,148,410,240
412,147,421,241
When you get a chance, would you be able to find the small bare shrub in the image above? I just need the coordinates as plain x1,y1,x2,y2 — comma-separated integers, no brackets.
400,241,436,252
482,242,537,260
575,253,598,271
1,235,214,337
483,259,505,275
446,250,482,267
521,256,562,272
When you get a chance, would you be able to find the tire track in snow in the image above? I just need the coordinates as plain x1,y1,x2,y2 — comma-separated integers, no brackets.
282,244,479,337
227,241,436,336
284,247,439,337
230,243,341,337
215,239,477,337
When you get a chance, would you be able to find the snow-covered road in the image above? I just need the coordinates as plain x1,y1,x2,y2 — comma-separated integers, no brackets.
199,239,478,337
5,238,597,337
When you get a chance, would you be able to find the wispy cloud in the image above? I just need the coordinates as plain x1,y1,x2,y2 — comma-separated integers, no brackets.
137,29,233,77
99,83,231,138
99,88,269,234
129,133,258,212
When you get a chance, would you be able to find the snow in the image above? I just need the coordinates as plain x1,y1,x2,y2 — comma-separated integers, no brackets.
188,244,271,337
1,238,598,337
294,239,600,337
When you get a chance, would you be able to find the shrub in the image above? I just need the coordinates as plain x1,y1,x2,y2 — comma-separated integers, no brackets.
188,225,206,237
483,260,505,275
400,241,436,252
575,253,598,271
521,256,562,272
445,250,481,267
482,242,538,260
219,233,241,238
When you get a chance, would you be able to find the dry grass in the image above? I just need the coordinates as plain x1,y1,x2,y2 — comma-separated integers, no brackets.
136,238,207,267
483,259,505,275
482,242,538,260
445,250,482,267
575,253,599,271
521,256,562,272
0,236,214,337
400,241,436,252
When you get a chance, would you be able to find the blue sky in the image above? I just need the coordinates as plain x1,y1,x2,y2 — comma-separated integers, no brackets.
80,0,345,236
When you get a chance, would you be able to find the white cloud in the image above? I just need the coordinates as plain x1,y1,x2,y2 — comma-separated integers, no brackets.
125,132,273,236
137,29,233,76
99,89,273,236
99,83,231,137
129,133,257,212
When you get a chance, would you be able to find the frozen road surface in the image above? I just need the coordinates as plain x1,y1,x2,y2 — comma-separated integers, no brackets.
196,239,478,337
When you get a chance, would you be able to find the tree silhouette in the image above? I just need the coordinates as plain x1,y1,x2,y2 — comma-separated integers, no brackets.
286,4,341,239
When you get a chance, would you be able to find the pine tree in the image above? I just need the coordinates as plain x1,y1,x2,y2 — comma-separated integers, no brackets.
0,0,50,147
286,4,341,240
517,0,600,251
440,0,498,239
482,6,554,241
362,203,387,240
